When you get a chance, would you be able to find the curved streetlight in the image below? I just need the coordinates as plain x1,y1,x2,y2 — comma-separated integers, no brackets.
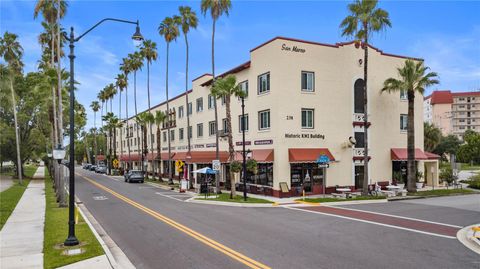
64,18,143,247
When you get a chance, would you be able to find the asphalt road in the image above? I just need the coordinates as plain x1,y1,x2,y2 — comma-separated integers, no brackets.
75,168,480,269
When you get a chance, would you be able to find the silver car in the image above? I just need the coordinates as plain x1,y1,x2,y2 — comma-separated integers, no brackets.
124,170,144,183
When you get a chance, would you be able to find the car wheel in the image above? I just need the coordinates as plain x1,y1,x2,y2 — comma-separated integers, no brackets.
141,180,144,183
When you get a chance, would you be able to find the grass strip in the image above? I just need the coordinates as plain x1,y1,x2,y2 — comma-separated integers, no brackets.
409,189,474,197
196,193,273,204
43,168,104,269
298,195,386,203
0,179,31,230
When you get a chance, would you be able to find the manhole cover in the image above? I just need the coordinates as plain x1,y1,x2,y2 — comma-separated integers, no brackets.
93,196,108,201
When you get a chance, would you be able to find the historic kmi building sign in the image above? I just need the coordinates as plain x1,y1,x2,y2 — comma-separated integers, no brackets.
285,133,325,139
281,43,306,53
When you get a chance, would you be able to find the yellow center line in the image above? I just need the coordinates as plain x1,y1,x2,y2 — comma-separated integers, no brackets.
78,173,271,269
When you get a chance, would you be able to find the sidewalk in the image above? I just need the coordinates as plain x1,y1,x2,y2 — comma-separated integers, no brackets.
0,166,45,269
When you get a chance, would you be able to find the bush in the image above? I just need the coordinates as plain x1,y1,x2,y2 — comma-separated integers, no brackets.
466,174,480,189
440,166,456,184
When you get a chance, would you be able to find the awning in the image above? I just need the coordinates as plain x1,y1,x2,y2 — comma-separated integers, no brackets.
391,148,428,161
425,151,441,160
288,148,335,163
234,149,274,163
188,151,229,163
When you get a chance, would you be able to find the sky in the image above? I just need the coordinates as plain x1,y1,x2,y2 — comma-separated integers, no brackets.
1,0,479,131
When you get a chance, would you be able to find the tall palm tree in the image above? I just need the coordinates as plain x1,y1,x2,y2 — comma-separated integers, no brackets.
120,57,132,169
135,112,154,175
340,0,391,195
381,59,439,192
158,15,181,184
90,101,100,163
107,83,117,114
211,75,246,198
154,110,167,179
424,122,442,153
116,73,127,165
179,6,198,178
97,88,107,129
201,0,232,193
140,39,158,177
0,32,24,184
128,51,144,169
102,112,118,175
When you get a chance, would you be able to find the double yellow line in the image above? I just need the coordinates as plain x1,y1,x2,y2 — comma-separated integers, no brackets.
80,174,270,269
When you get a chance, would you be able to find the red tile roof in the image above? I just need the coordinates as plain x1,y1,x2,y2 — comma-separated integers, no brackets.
451,91,480,97
426,91,453,104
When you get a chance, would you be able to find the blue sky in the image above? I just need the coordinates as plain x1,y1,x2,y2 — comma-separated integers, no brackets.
1,0,479,130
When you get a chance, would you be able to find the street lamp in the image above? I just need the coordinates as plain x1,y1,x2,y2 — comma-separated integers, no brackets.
64,18,143,247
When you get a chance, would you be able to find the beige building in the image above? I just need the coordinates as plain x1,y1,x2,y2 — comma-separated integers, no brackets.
114,36,439,197
424,90,480,139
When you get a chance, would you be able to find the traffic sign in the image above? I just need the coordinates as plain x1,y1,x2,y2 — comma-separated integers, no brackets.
318,164,329,168
212,160,221,171
316,154,330,164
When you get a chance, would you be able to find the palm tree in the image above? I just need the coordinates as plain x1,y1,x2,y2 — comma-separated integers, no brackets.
34,0,68,23
102,112,118,175
120,57,132,169
128,51,143,169
97,88,107,129
158,15,181,184
115,73,127,165
135,112,154,175
90,101,100,163
381,59,439,192
107,83,117,113
211,75,246,198
201,0,232,193
179,6,198,176
424,122,442,153
140,39,158,177
0,32,24,184
154,110,167,180
340,0,391,195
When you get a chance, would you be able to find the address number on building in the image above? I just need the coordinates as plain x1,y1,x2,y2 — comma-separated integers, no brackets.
212,160,221,171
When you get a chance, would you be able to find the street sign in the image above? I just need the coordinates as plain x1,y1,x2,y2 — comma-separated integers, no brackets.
316,154,330,164
212,159,221,171
318,164,329,168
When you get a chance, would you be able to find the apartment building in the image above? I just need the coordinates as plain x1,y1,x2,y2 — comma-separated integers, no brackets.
114,36,439,197
424,90,480,139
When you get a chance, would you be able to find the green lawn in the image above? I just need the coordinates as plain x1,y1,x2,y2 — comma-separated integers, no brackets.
0,179,31,230
409,189,474,197
196,193,273,204
43,169,104,269
298,195,387,203
460,163,480,171
0,164,37,178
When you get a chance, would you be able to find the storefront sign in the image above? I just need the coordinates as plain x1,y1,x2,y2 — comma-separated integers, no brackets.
236,141,251,146
254,139,273,145
285,133,325,139
194,144,205,149
281,43,306,53
206,143,216,148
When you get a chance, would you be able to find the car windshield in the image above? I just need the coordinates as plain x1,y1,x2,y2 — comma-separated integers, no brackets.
131,171,143,176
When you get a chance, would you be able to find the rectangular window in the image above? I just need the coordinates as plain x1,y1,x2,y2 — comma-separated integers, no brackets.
208,94,215,109
301,108,314,129
258,72,270,94
221,96,226,106
197,123,203,137
163,131,167,142
354,132,365,148
188,126,192,139
170,130,175,141
258,110,271,130
178,106,184,118
301,71,314,92
187,102,192,115
400,89,407,100
179,128,184,140
222,118,229,134
196,98,203,112
400,114,408,131
209,121,216,136
239,80,248,98
239,114,249,132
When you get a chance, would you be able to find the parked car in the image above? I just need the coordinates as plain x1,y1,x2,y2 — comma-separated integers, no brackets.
124,170,144,183
89,165,97,171
95,165,107,174
83,163,91,169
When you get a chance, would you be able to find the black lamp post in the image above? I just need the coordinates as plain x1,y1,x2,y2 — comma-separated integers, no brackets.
64,18,143,247
241,96,248,201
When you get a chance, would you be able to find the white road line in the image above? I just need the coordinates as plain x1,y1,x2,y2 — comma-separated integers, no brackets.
286,206,457,240
328,205,462,228
155,192,185,202
111,178,119,181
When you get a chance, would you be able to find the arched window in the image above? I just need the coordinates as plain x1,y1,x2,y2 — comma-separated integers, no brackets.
354,79,365,113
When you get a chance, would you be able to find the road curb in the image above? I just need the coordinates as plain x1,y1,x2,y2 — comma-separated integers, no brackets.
187,198,275,207
457,224,480,255
75,196,136,269
389,192,479,202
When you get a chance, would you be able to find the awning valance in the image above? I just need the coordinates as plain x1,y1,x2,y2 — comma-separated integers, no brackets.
391,148,428,161
234,149,274,163
288,148,335,163
425,151,441,160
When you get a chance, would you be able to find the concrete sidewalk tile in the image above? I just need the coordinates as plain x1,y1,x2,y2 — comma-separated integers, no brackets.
0,253,43,269
56,255,112,269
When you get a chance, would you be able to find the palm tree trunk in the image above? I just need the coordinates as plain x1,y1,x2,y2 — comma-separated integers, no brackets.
126,85,131,170
10,77,22,185
212,18,220,194
166,43,172,184
56,4,66,207
147,61,154,179
226,96,235,198
407,91,417,192
93,112,98,164
119,89,123,169
134,71,140,170
156,126,161,180
185,34,192,183
362,28,369,196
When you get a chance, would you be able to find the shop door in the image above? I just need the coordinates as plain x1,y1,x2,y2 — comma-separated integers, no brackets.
354,166,365,190
303,168,312,193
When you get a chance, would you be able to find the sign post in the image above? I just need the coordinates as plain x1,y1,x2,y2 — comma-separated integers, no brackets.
212,160,220,171
316,154,330,198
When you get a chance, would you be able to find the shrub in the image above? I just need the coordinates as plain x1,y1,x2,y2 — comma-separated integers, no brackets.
440,166,457,184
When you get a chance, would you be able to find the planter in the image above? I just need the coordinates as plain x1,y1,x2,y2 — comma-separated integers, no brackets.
416,182,423,189
396,183,405,189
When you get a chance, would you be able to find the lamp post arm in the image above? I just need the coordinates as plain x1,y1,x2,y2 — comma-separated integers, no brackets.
75,18,139,42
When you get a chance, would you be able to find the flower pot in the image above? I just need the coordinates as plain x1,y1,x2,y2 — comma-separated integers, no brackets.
416,182,423,189
396,183,405,189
